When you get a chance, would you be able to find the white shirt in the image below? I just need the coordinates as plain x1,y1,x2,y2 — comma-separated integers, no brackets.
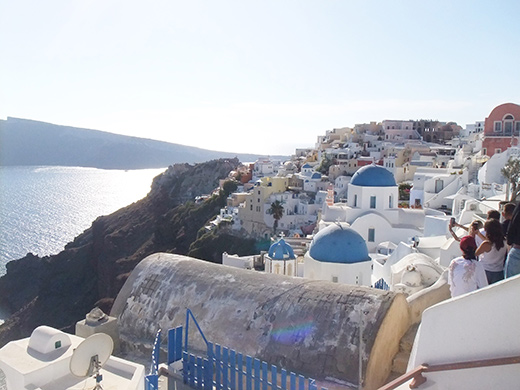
448,256,488,297
475,228,485,247
479,241,507,272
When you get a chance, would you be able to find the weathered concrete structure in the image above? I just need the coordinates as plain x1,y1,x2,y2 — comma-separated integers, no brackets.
111,254,410,389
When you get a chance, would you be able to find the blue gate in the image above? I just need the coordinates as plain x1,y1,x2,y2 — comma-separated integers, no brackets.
145,310,327,390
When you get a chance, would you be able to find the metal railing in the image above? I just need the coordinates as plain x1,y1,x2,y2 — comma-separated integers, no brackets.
378,355,520,390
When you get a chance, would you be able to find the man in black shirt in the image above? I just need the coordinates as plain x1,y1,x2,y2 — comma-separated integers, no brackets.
505,202,520,278
501,202,515,238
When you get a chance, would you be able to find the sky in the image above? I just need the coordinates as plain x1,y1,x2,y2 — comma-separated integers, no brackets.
1,1,519,155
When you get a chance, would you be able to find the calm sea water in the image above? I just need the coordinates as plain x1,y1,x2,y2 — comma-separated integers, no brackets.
0,166,165,277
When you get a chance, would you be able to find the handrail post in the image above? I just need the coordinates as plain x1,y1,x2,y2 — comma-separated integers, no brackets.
409,365,428,389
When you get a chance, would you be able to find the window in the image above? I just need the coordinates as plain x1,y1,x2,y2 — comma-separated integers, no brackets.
354,194,358,207
55,340,62,349
482,148,487,156
389,195,393,208
332,276,338,283
495,148,502,154
368,228,375,242
515,122,520,134
505,121,513,135
494,121,502,132
370,196,376,209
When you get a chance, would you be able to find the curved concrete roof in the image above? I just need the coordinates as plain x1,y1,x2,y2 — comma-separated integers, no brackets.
350,164,396,187
112,253,409,387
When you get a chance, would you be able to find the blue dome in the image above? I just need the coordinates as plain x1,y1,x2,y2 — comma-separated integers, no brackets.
268,238,295,260
309,224,370,264
350,164,396,187
311,172,322,179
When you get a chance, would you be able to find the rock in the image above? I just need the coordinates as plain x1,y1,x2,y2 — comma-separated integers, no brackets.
0,158,255,347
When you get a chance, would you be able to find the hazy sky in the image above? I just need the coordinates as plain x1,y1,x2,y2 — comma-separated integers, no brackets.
1,1,519,155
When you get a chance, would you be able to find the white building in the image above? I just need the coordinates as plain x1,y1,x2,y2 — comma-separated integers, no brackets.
395,275,520,390
383,120,421,142
410,167,469,210
0,326,144,390
478,146,520,189
263,191,322,235
321,164,425,252
253,158,280,178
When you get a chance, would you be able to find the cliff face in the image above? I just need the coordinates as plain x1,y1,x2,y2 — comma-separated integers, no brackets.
0,158,256,347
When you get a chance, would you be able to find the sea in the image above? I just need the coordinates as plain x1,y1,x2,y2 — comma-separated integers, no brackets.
0,165,165,323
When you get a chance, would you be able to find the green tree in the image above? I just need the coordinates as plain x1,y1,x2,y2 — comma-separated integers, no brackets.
222,180,238,197
317,156,334,175
501,157,520,201
398,183,412,201
269,200,284,234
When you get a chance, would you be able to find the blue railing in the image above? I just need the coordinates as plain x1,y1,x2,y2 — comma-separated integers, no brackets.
145,310,327,390
183,342,322,390
185,308,210,352
145,329,162,390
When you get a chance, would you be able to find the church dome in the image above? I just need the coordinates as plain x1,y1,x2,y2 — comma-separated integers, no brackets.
268,238,295,260
350,164,396,187
309,223,370,264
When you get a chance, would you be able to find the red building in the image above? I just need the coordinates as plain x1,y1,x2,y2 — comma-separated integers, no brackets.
482,103,520,157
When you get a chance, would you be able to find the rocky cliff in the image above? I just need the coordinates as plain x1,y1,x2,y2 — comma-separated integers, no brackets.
0,158,256,347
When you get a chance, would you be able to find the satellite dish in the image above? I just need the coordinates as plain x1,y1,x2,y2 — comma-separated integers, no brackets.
70,333,114,389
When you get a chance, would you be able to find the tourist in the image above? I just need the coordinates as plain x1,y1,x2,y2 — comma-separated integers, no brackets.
449,219,482,242
474,219,506,284
501,202,515,238
447,236,488,297
505,202,520,278
486,209,501,221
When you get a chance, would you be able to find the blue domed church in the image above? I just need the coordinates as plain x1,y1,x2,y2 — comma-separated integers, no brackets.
304,223,372,285
265,238,297,276
320,164,424,253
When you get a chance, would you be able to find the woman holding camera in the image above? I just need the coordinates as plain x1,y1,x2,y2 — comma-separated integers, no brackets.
474,219,507,284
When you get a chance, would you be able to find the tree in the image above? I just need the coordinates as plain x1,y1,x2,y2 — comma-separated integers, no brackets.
222,180,238,197
317,156,334,175
501,157,520,201
398,183,412,201
269,200,284,234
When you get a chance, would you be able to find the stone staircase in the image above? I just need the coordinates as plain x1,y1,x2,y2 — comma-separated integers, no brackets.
386,323,420,382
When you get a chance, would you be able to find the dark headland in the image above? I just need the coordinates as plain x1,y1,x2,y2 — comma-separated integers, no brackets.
0,157,260,347
0,117,286,169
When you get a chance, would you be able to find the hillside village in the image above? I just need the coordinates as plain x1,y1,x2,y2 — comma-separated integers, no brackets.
208,103,517,283
1,102,519,390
